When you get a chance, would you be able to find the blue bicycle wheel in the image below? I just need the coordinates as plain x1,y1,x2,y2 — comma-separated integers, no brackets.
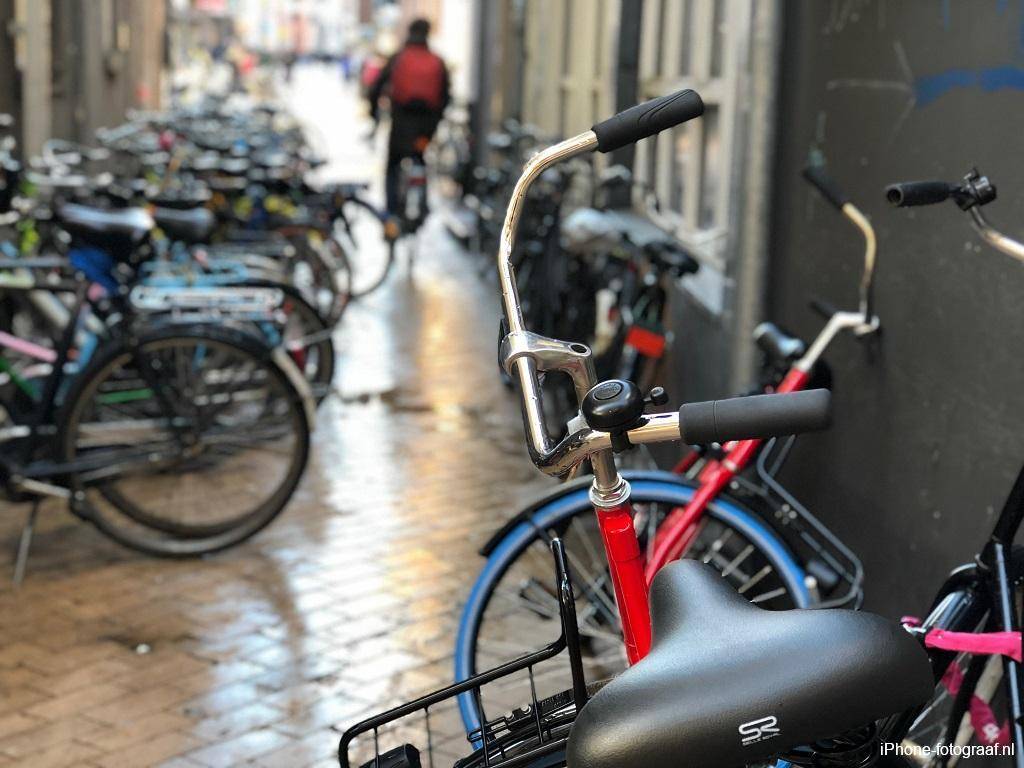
455,472,809,736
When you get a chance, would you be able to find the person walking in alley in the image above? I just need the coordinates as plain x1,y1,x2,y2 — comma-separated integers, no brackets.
367,18,450,221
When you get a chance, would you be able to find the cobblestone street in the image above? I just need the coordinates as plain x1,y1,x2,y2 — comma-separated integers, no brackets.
0,66,550,767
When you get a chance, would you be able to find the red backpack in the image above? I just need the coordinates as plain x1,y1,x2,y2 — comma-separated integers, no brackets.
390,46,445,110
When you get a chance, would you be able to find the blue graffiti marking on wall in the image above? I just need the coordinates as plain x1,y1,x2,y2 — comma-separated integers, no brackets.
915,65,1024,106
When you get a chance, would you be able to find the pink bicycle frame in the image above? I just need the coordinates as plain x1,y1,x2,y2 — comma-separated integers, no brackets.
0,330,57,363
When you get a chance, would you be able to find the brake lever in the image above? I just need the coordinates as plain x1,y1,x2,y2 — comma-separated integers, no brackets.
955,167,997,210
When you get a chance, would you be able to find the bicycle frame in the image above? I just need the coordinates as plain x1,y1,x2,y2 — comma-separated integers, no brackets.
877,466,1024,763
647,308,879,579
0,278,90,499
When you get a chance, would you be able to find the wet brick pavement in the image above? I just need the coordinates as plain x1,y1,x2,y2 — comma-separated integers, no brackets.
0,66,552,767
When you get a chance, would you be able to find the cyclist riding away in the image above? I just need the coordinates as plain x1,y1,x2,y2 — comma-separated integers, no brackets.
367,18,450,221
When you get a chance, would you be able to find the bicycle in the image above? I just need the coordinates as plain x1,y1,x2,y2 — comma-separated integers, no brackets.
0,264,314,579
340,91,1023,768
453,163,878,733
93,105,398,308
45,201,338,403
12,125,337,391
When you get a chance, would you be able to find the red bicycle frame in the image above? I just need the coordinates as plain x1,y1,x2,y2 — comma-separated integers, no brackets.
645,367,811,580
593,368,812,664
587,187,878,664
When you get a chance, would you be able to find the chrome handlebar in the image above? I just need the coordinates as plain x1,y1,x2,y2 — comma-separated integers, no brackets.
498,130,599,475
968,206,1024,264
497,91,712,484
497,129,687,480
496,131,691,481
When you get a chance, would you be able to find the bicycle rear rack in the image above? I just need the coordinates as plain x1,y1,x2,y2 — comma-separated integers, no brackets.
338,538,589,768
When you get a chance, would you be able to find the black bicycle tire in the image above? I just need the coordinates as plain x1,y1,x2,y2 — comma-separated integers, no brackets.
57,323,311,556
237,278,336,402
286,231,349,327
335,196,396,300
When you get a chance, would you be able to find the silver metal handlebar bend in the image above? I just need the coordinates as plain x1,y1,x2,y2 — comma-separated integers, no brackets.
969,207,1024,264
841,203,877,320
496,129,696,480
497,130,600,474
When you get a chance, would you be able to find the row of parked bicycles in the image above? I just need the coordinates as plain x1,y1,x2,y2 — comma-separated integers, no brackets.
340,92,1024,767
0,95,406,579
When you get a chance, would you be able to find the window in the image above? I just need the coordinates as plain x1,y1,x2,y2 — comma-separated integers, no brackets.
521,0,616,138
635,0,752,274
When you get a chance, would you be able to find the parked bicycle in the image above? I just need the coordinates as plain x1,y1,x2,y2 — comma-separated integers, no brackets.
0,263,314,578
0,99,352,576
339,92,1023,768
452,163,879,735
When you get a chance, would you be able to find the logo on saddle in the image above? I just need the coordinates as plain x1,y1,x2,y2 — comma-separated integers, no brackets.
739,715,781,746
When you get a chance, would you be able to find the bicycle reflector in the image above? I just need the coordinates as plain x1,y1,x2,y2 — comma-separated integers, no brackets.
624,323,667,358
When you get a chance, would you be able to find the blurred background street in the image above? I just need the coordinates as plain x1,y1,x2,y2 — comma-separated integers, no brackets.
0,0,1023,766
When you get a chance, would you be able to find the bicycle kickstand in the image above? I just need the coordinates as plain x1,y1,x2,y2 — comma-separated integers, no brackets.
12,500,40,587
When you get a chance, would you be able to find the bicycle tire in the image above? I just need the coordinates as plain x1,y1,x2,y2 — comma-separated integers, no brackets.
454,472,809,736
333,196,396,299
286,231,349,327
57,323,311,556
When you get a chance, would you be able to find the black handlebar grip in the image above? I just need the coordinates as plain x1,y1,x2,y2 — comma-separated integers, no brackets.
591,90,704,154
679,389,832,445
802,166,849,211
884,181,954,207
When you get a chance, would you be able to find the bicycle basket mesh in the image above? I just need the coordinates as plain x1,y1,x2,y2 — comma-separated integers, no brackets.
338,538,588,768
753,436,864,609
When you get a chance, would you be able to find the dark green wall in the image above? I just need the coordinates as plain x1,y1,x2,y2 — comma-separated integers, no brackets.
769,0,1024,618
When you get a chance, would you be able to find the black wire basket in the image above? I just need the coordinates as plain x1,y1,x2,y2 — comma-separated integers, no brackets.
338,538,588,768
752,435,864,609
670,435,863,610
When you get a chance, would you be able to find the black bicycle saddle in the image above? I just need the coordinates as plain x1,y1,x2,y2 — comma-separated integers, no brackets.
58,203,154,259
754,321,807,367
566,561,933,768
152,206,216,244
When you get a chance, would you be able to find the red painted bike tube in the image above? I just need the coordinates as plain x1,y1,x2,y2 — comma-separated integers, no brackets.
645,366,814,583
595,500,652,663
